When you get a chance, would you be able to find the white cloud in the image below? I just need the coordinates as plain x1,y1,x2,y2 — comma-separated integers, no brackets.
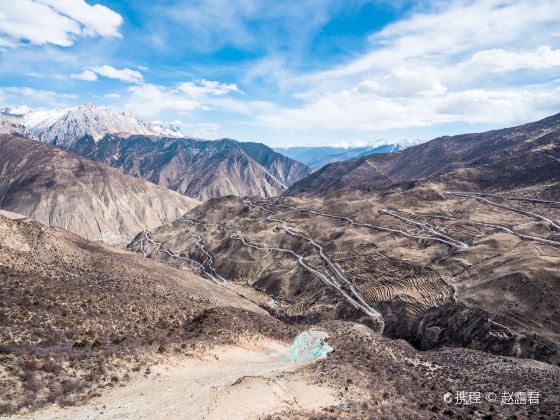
0,0,122,48
355,68,447,98
250,0,560,135
91,65,143,84
124,79,244,119
37,0,122,38
178,80,242,97
104,93,121,99
0,86,77,105
70,69,98,81
126,84,203,118
459,45,560,73
257,84,560,133
181,122,221,139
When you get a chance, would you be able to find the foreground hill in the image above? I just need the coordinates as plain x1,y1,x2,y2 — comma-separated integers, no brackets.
0,210,287,414
0,135,199,244
2,212,558,418
73,135,311,200
285,113,560,197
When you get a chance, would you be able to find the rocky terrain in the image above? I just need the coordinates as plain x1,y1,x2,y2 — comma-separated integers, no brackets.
128,114,560,370
0,135,199,244
2,111,560,418
129,186,560,366
0,210,286,415
286,113,560,198
0,114,29,137
73,135,311,200
1,103,311,200
1,211,559,419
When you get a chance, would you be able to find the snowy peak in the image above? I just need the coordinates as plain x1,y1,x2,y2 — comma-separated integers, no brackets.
148,121,185,138
1,105,33,116
0,104,186,148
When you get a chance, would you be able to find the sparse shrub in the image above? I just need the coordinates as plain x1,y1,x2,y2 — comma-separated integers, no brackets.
0,344,14,354
61,379,83,395
41,361,62,375
72,339,89,348
91,339,103,348
21,360,38,371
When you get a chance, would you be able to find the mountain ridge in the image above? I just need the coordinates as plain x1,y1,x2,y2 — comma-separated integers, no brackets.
0,103,312,200
72,134,311,200
285,112,560,197
0,103,186,148
275,144,405,171
0,134,200,244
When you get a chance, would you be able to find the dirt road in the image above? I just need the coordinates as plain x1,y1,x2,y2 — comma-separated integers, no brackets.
11,339,337,420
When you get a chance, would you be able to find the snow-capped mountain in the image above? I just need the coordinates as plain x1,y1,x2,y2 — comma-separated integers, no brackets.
275,144,404,171
148,120,185,138
0,113,29,136
0,104,185,148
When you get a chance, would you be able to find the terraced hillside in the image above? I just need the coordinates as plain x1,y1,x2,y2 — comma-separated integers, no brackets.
129,183,560,365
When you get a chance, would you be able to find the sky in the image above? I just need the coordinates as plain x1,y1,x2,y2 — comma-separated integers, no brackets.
1,0,560,147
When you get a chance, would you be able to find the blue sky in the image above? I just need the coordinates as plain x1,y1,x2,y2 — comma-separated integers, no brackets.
1,0,560,146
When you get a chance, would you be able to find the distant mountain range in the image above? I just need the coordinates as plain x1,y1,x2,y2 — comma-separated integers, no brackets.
285,113,560,198
0,104,311,200
0,134,199,244
0,103,184,148
73,135,311,201
275,144,404,171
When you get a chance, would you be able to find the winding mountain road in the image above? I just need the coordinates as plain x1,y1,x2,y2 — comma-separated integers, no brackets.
380,208,470,248
180,210,381,319
424,214,560,247
242,200,381,318
265,202,467,249
138,213,381,318
446,191,560,230
138,228,226,284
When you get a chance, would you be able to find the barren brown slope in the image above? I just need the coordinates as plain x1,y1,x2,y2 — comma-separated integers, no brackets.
130,184,560,365
285,112,560,197
0,211,289,415
73,135,311,200
0,135,200,245
2,199,559,419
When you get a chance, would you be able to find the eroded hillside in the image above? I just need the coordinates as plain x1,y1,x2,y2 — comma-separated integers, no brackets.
0,135,199,244
129,184,560,365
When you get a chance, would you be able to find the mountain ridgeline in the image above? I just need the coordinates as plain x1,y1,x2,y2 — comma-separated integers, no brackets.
1,104,311,200
72,135,311,200
285,113,560,198
275,144,403,171
0,104,184,148
0,135,199,244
